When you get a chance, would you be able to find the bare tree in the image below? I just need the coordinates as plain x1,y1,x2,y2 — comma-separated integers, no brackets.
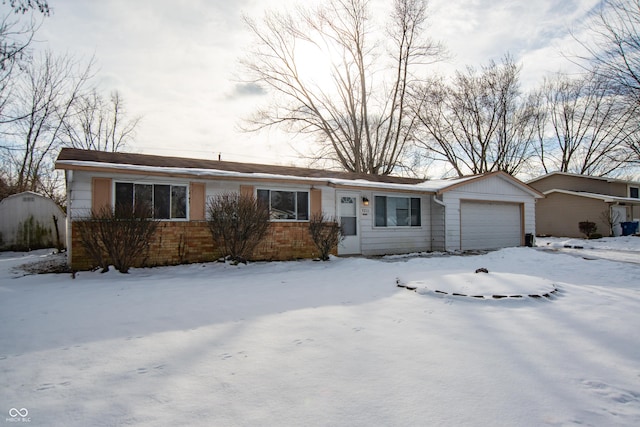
241,0,444,175
569,0,640,168
414,56,538,176
576,0,640,102
600,207,622,236
0,0,50,123
535,72,638,176
2,50,93,193
62,89,141,152
3,1,50,16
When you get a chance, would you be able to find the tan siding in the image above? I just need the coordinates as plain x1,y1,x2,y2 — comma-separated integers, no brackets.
531,174,627,196
91,177,112,213
189,182,206,220
310,188,322,216
240,185,254,198
608,182,628,197
536,192,608,237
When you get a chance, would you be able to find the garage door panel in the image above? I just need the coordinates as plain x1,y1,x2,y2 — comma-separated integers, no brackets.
461,201,521,250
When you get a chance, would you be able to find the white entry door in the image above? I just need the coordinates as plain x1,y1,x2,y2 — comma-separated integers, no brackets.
612,205,627,236
338,193,360,255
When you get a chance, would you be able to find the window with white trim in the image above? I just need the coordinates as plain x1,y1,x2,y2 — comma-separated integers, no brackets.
257,189,309,221
630,186,639,199
115,182,187,219
375,196,421,227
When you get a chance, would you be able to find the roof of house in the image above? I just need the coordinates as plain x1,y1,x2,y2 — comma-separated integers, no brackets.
56,148,425,185
528,171,640,185
55,148,541,196
543,189,640,204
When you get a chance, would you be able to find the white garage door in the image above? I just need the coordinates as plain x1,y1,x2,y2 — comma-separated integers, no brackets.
461,201,522,250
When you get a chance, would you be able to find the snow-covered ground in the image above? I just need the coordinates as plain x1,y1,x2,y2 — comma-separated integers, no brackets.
1,237,639,426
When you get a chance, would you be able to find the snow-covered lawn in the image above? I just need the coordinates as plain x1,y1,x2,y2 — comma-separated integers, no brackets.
1,238,640,426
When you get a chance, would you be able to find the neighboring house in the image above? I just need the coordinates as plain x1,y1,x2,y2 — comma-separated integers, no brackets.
0,191,66,250
528,172,640,238
55,148,542,270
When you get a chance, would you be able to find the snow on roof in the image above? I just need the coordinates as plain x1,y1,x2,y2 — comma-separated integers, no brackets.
56,158,480,193
55,148,534,195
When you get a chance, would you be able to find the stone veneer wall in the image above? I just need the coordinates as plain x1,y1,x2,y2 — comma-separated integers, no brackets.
70,220,332,270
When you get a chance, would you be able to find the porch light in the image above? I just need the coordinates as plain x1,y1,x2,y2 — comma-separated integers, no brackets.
362,196,369,206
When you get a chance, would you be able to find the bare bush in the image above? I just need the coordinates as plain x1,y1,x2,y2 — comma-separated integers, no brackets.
309,213,344,261
578,221,598,239
75,204,158,273
600,208,622,237
206,192,270,263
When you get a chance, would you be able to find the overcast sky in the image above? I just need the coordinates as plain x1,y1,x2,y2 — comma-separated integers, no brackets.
37,0,600,172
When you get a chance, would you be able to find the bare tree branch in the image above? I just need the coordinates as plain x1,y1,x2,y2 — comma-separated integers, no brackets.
240,0,445,175
413,56,538,177
535,72,638,176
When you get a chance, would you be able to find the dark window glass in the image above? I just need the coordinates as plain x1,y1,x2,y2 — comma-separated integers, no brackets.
411,198,421,226
257,189,310,221
134,184,153,217
257,189,269,208
631,187,639,199
375,196,421,227
375,196,386,226
297,191,309,220
115,182,133,214
271,191,296,219
394,197,410,226
154,185,171,219
115,182,187,220
171,186,187,218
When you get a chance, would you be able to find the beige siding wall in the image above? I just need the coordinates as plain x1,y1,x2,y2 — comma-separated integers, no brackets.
536,192,608,238
530,174,627,196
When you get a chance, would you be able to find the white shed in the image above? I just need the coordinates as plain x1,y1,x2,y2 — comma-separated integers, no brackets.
0,191,66,251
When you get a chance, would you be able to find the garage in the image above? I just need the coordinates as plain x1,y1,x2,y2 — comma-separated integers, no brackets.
460,201,522,250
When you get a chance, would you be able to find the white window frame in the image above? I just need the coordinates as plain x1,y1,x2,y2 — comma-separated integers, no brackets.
113,181,189,221
630,186,639,199
256,188,310,222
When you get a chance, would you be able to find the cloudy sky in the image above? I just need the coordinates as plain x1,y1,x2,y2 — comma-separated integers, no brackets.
36,0,600,172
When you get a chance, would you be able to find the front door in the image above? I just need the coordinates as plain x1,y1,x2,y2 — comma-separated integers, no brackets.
338,193,360,255
612,205,627,236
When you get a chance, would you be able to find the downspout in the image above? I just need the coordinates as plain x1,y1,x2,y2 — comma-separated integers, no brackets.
65,170,73,268
432,194,446,207
432,195,446,251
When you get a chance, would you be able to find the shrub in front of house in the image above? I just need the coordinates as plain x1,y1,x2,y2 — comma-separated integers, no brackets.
206,192,270,264
309,213,343,261
75,204,158,273
578,221,598,239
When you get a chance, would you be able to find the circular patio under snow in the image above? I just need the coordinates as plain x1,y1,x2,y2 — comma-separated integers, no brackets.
397,271,559,300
